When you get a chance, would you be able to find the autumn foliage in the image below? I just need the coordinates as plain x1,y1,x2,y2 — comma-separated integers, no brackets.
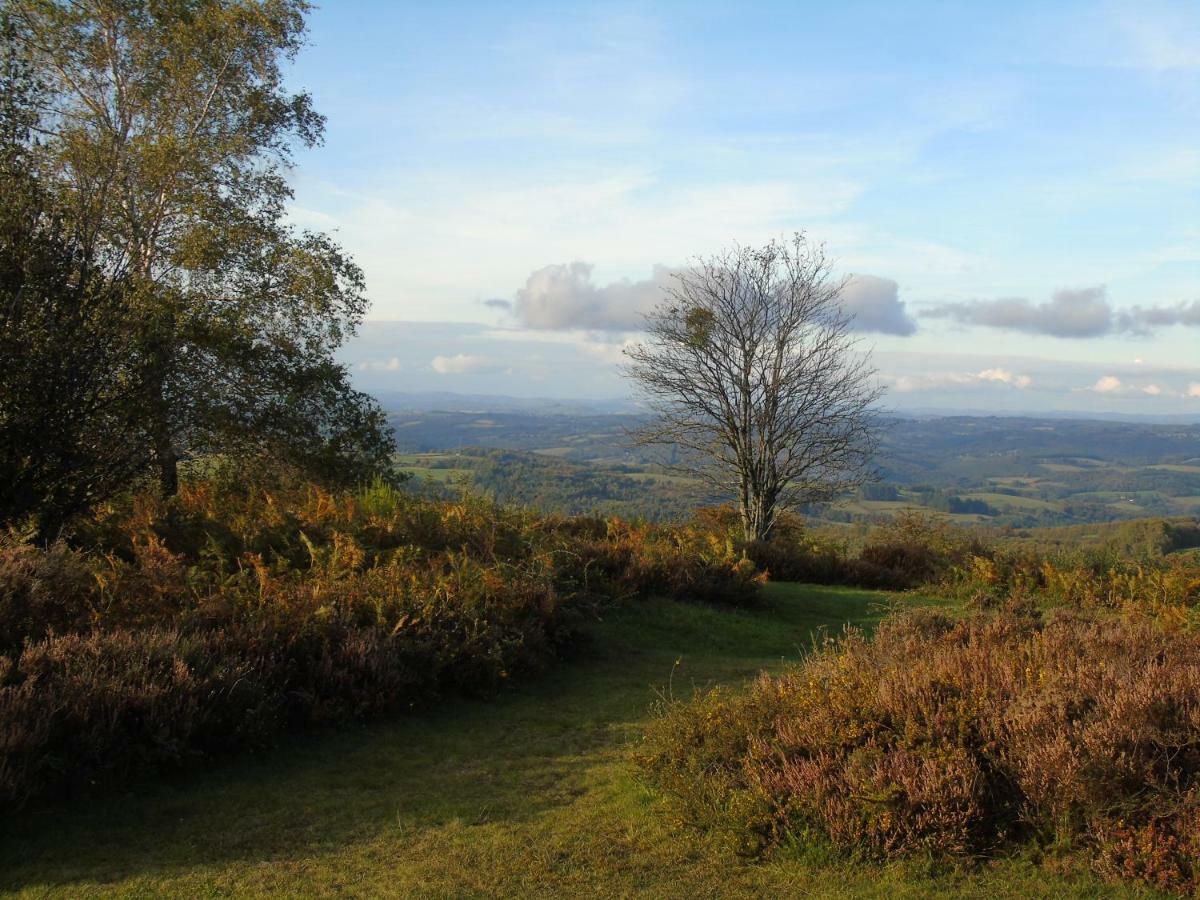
0,477,762,811
639,604,1200,894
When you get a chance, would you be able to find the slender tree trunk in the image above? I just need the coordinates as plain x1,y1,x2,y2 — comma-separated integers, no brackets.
739,473,754,542
149,343,178,497
154,420,178,497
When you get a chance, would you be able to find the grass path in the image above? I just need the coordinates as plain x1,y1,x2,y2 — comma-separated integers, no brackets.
0,585,1155,898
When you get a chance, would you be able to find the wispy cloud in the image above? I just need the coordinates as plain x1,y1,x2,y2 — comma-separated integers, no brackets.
430,353,498,374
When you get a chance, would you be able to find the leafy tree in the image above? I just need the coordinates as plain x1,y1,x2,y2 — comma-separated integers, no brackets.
625,235,882,541
0,14,148,537
7,0,393,495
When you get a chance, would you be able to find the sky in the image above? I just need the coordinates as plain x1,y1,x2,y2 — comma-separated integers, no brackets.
284,0,1200,414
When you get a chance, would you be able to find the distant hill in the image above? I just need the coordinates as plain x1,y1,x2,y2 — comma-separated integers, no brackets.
384,400,1200,528
373,391,639,416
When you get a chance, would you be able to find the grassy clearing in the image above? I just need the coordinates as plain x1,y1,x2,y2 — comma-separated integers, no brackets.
0,585,1153,898
963,491,1059,511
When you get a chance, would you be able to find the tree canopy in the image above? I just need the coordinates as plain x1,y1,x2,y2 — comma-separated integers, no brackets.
1,15,150,537
4,0,393,501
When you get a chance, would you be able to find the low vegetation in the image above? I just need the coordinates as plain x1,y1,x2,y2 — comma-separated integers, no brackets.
639,606,1200,895
0,585,1146,898
0,475,761,812
6,468,1200,895
638,513,1200,895
746,511,1200,621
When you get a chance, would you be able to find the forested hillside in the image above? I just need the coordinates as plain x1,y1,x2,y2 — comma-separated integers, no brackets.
391,407,1200,527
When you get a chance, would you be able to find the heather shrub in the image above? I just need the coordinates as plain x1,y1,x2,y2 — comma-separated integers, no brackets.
856,512,980,588
638,608,1200,894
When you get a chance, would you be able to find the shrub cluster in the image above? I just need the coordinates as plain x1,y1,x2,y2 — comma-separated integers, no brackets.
733,510,982,591
638,607,1200,894
554,514,763,608
724,507,1200,623
0,477,761,811
939,548,1200,626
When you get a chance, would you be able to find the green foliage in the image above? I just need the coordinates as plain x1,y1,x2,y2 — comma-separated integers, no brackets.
0,22,150,538
389,410,1200,529
731,509,1200,625
6,0,394,500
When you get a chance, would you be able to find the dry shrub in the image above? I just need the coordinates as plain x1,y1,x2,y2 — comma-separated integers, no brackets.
0,477,762,811
940,548,1200,627
547,515,763,608
638,608,1200,894
0,536,96,654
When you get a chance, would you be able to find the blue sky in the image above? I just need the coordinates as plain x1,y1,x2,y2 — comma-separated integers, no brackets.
285,1,1200,413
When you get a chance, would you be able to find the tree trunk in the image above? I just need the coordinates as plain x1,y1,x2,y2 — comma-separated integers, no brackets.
739,483,777,543
155,425,178,497
740,495,764,542
151,365,177,497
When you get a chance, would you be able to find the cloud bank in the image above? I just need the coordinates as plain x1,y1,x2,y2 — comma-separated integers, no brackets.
924,287,1113,337
924,288,1200,338
507,264,917,335
511,263,672,330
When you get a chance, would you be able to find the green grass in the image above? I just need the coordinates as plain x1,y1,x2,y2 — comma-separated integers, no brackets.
0,585,1158,898
963,492,1059,511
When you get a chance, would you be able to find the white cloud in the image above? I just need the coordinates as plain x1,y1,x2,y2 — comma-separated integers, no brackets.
1088,375,1184,397
1189,383,1200,398
506,262,922,336
978,368,1034,388
511,262,672,331
431,353,496,374
887,367,1034,393
357,356,403,372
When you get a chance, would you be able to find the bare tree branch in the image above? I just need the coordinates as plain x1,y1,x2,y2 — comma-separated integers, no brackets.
623,233,883,540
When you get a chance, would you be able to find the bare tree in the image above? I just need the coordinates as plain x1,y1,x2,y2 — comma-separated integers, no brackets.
624,234,883,541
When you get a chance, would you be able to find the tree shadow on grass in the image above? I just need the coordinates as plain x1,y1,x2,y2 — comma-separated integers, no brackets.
0,648,649,893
